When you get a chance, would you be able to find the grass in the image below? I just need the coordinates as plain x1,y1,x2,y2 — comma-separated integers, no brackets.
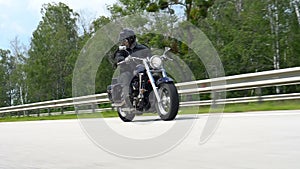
0,114,78,123
195,100,300,114
1,100,300,123
0,111,117,123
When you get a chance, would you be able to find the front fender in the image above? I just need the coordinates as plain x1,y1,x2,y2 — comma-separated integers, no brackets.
156,77,174,86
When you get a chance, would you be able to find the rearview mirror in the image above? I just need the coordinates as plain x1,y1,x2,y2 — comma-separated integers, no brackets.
163,47,171,56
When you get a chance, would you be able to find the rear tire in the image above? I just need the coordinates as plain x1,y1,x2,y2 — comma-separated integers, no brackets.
117,108,135,122
156,83,179,121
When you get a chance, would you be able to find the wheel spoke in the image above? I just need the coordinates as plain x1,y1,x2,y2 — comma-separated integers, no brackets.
158,88,171,114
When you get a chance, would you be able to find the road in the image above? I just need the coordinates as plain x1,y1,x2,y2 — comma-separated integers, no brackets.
1,110,300,169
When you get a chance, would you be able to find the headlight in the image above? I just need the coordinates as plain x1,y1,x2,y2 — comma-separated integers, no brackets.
150,55,162,69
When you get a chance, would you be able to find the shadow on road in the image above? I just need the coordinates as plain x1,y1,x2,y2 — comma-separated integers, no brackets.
132,115,198,123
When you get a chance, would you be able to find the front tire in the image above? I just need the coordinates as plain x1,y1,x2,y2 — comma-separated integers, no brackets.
117,108,135,122
156,83,179,121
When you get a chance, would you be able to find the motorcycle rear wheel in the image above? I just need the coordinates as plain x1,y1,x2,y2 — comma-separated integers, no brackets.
117,108,135,122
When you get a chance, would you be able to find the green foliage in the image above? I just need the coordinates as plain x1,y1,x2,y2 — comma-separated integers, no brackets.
0,49,11,106
147,3,160,12
26,2,80,102
200,0,300,76
90,16,111,34
108,0,150,18
95,57,114,93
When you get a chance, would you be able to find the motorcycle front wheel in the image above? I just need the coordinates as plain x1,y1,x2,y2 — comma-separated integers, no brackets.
156,83,179,121
117,108,135,122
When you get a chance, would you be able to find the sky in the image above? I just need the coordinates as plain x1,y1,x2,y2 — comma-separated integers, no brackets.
0,0,117,50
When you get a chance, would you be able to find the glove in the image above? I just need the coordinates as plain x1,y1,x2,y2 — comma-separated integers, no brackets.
116,56,125,63
115,52,125,63
125,55,132,63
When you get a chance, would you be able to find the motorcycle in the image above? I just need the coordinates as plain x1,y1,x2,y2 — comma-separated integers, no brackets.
107,47,179,122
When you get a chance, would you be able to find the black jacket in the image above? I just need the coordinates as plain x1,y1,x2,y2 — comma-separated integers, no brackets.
113,44,151,72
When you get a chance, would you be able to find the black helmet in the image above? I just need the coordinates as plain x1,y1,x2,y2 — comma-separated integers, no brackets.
119,28,136,48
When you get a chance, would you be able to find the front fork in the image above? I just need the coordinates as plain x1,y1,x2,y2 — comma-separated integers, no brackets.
138,73,145,100
143,60,161,103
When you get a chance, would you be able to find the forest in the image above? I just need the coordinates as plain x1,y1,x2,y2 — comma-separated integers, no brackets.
0,0,300,107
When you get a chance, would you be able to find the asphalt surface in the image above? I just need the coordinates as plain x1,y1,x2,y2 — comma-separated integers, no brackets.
1,110,300,169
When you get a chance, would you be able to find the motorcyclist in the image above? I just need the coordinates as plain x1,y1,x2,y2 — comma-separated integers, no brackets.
113,28,151,106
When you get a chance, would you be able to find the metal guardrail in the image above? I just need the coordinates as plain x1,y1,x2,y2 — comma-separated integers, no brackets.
180,93,300,107
1,67,300,116
0,93,109,115
176,67,300,94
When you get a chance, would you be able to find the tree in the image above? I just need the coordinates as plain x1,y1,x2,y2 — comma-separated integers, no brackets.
202,0,296,75
108,0,215,22
201,0,300,95
0,49,15,106
0,49,10,106
292,0,300,26
108,0,150,18
9,37,28,105
27,2,80,102
91,16,115,93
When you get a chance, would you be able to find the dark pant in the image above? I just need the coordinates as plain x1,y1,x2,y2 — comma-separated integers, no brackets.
118,71,133,103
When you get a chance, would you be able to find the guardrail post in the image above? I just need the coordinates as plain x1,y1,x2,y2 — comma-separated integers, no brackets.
37,109,40,117
187,94,193,101
48,108,51,116
92,104,96,113
75,106,79,115
211,92,216,105
61,107,64,115
255,87,262,103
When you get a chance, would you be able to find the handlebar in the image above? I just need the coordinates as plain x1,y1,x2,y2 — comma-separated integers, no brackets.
117,55,173,66
162,54,173,61
117,60,126,65
117,55,145,66
117,46,173,66
117,50,173,66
